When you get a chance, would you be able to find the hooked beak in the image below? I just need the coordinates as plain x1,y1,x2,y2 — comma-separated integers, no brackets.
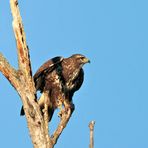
83,57,90,64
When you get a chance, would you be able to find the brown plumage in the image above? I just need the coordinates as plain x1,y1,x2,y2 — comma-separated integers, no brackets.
21,54,90,121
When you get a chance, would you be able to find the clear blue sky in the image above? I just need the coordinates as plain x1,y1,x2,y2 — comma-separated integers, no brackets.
0,0,148,147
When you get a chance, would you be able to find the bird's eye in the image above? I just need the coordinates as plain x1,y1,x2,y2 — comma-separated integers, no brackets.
80,56,85,60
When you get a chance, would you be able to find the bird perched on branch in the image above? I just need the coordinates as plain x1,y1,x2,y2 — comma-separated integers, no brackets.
21,54,90,121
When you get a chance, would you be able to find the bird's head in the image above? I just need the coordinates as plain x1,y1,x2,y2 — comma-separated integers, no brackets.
71,54,90,67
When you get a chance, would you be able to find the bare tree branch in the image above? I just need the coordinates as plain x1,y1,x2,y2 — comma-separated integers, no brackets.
51,107,73,145
89,121,95,148
9,1,50,148
0,0,81,147
10,0,32,76
0,53,19,88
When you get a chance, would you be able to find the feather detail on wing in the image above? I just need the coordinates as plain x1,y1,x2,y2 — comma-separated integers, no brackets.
34,56,64,92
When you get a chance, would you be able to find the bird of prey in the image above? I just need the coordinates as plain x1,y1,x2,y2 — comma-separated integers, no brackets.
21,54,90,121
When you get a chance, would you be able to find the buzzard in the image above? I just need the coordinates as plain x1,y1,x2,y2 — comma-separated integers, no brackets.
21,54,90,121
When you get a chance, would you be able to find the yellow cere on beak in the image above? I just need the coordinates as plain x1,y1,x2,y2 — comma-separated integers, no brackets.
83,57,90,64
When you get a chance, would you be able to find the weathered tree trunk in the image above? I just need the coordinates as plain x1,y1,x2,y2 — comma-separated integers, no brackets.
0,1,95,148
0,0,73,147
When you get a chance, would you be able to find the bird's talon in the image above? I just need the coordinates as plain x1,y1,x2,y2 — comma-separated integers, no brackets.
58,109,65,118
58,112,62,118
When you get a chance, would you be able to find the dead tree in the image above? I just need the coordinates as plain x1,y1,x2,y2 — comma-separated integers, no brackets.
0,1,95,148
0,0,73,148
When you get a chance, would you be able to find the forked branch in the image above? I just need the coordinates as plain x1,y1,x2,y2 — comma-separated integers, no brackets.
9,0,48,148
0,0,75,148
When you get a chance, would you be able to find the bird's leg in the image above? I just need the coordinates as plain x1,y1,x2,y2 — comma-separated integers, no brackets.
57,96,64,118
38,93,45,110
57,104,63,117
43,91,50,121
63,100,75,114
38,92,50,116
